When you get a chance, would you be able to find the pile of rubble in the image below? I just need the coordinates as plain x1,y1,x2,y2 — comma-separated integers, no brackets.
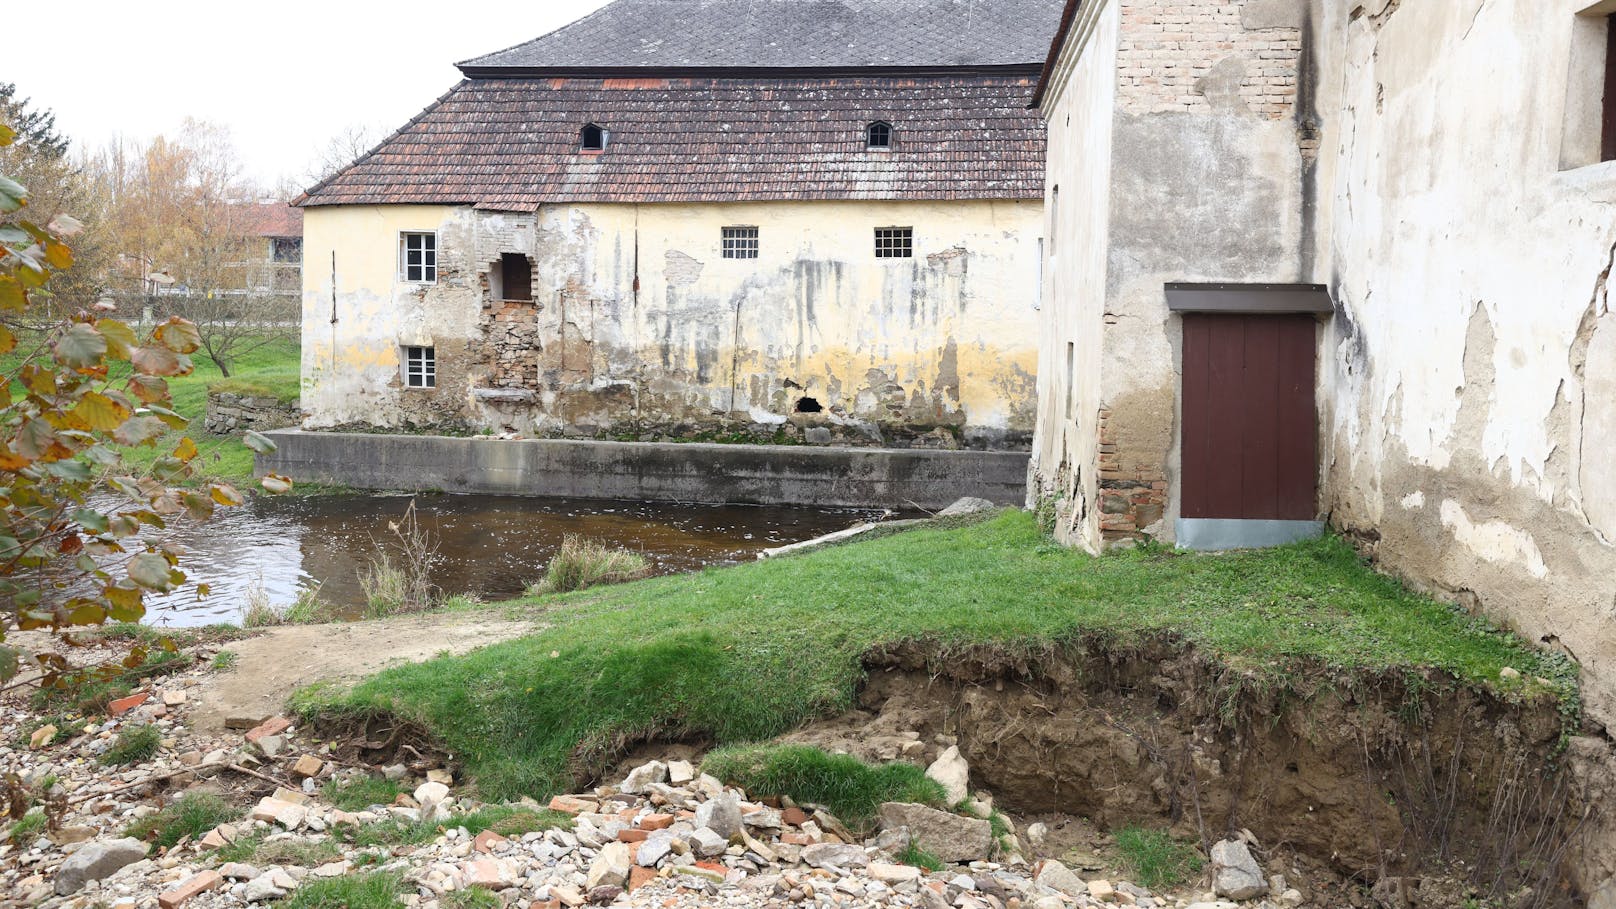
0,639,1307,909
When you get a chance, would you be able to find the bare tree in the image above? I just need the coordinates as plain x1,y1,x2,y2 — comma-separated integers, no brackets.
82,120,297,376
301,122,382,190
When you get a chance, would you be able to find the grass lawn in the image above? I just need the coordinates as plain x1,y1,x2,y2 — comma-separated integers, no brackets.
298,511,1579,801
4,331,299,486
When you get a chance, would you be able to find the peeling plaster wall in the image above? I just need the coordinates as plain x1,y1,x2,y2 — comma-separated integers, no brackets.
1037,0,1319,546
299,205,485,430
1030,0,1119,550
1317,2,1616,896
301,200,1042,449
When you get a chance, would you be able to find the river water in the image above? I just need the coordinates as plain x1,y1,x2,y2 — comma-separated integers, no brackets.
139,493,891,627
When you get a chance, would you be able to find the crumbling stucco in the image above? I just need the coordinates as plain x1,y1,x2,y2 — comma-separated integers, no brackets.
301,200,1042,449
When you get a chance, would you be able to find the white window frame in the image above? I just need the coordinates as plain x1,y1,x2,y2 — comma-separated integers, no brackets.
722,226,759,259
874,226,914,259
404,346,436,389
400,232,437,283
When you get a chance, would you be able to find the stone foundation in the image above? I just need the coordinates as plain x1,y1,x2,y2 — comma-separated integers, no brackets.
204,392,300,436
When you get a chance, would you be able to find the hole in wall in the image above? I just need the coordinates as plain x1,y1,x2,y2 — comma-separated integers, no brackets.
794,397,823,413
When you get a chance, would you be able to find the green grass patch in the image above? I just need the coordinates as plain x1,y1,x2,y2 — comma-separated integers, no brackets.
34,649,195,716
526,535,650,595
897,840,945,872
444,888,502,909
301,513,1578,801
322,776,403,811
4,809,46,845
455,806,571,837
337,805,568,848
15,714,73,749
216,833,343,868
282,872,405,909
703,744,945,823
1114,827,1205,890
100,724,162,766
124,793,239,848
212,650,238,670
93,622,247,648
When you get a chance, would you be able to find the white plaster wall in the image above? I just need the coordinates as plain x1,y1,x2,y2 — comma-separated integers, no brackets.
1320,0,1616,695
301,199,1043,445
299,205,484,428
1317,3,1616,895
1031,0,1121,549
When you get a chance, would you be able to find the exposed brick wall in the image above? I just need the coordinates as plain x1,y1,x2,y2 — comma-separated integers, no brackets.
1097,408,1168,541
1116,0,1303,120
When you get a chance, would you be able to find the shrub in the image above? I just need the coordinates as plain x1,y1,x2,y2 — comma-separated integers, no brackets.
1114,826,1204,890
124,793,238,847
702,744,946,825
360,501,439,617
528,535,650,595
100,723,161,765
239,584,280,628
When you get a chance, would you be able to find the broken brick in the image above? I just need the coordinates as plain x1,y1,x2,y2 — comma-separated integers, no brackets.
158,871,222,909
244,716,290,744
108,692,150,717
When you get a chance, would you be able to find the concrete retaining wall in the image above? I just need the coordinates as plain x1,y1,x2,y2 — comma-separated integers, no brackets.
256,430,1031,509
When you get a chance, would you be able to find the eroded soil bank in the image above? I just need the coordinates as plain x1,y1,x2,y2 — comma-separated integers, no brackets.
776,638,1589,908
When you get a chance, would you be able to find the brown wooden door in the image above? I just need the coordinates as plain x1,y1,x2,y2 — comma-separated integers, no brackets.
1180,313,1317,521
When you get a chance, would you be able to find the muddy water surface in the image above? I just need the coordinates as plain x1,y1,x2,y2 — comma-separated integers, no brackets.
145,494,891,627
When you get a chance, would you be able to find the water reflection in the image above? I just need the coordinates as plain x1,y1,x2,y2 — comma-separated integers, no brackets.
142,494,892,627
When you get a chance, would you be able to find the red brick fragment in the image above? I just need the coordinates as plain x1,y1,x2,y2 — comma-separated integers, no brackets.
617,829,649,843
628,866,656,892
473,830,507,852
781,806,809,827
159,871,222,909
244,716,290,743
108,692,149,716
639,813,674,831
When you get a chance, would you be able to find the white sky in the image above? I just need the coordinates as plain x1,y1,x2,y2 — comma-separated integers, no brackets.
6,0,614,191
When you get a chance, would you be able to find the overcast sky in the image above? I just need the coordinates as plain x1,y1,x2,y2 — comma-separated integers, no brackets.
6,0,614,192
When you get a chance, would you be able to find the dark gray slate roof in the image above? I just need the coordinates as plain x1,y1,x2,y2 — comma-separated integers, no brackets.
459,0,1066,73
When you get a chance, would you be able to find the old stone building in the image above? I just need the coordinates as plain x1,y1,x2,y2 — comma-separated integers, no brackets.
1033,0,1616,899
296,0,1061,449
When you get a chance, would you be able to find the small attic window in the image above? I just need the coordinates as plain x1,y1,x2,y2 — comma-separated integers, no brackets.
581,123,608,152
867,121,893,150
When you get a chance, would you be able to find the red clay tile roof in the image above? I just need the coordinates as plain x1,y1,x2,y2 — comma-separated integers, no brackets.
234,202,303,237
298,74,1044,208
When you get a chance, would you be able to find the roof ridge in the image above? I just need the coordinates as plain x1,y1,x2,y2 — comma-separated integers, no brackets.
294,82,468,207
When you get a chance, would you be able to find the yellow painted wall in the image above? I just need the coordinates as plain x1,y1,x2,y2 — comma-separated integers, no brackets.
301,199,1043,447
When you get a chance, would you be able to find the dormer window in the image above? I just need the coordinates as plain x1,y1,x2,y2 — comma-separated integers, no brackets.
866,121,893,150
581,123,608,152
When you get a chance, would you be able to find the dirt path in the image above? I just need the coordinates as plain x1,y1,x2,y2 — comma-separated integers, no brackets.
189,611,541,732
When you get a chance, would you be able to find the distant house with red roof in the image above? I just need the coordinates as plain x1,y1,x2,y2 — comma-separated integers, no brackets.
235,202,302,297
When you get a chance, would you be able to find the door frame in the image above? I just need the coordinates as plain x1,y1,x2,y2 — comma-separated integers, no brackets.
1165,283,1332,551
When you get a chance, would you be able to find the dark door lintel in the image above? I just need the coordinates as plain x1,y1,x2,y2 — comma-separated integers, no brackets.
1165,283,1334,316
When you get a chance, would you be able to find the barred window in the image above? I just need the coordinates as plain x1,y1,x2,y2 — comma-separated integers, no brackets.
405,346,436,388
722,226,759,259
401,232,436,283
874,227,913,259
867,121,893,149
